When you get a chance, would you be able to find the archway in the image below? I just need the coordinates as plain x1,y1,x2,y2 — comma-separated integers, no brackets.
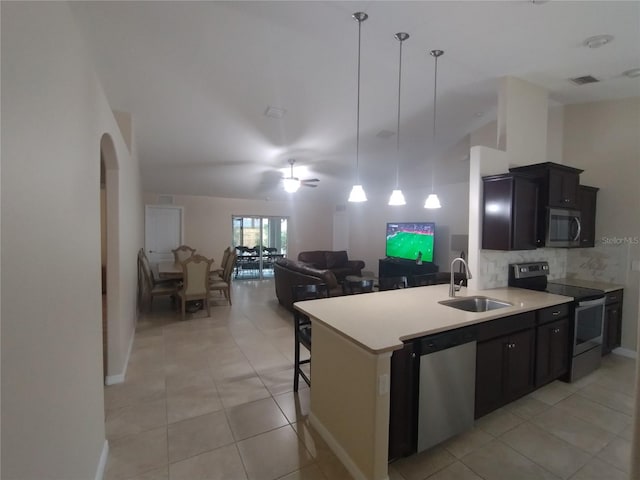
100,133,119,384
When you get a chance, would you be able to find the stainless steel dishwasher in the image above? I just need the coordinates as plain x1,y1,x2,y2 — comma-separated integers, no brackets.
417,327,477,452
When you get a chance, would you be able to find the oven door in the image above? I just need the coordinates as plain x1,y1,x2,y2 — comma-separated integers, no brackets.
547,208,581,247
573,297,605,355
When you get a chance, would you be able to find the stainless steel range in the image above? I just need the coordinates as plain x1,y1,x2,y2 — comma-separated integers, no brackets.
508,261,606,381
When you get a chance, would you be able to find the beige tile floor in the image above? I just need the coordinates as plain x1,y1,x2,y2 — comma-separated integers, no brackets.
105,280,636,480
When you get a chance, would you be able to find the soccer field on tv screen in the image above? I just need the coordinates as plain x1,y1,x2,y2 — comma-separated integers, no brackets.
387,231,434,262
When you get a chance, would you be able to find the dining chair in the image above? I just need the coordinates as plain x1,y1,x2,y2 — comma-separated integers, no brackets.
210,246,231,280
292,283,329,391
177,254,213,320
342,278,375,295
378,275,408,291
139,251,180,312
209,251,237,305
172,245,196,264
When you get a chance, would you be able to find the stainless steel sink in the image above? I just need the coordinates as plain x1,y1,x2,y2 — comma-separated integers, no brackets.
438,296,512,312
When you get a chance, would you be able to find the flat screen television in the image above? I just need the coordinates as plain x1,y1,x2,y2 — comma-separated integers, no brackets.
385,222,435,263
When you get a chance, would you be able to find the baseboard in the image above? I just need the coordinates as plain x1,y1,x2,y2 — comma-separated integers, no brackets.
309,412,389,480
105,330,135,385
612,347,637,359
94,440,109,480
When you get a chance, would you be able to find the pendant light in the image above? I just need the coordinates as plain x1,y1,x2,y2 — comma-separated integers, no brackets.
424,49,443,209
348,12,368,203
388,32,409,206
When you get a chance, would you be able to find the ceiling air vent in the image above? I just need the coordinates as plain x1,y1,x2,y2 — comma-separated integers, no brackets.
569,75,600,86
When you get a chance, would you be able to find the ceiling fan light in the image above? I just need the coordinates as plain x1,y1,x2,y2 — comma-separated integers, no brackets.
424,193,441,209
348,184,367,202
388,189,406,206
283,177,301,193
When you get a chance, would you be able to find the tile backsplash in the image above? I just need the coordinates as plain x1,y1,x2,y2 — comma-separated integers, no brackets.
566,239,633,285
478,248,568,289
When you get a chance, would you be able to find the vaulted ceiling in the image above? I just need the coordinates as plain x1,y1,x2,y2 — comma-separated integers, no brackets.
70,1,640,202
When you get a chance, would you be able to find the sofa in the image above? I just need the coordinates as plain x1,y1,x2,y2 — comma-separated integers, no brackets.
274,258,344,311
297,250,365,281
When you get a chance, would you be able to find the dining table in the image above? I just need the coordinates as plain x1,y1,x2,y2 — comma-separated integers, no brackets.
157,260,220,280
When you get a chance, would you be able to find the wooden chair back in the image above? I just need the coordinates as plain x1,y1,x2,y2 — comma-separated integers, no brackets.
172,245,196,264
181,254,212,298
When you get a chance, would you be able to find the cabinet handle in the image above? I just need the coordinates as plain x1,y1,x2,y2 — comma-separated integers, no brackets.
608,296,617,302
552,328,560,334
552,311,561,316
410,353,416,359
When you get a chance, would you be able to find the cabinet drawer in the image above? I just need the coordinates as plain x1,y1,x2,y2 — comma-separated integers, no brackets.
537,303,570,325
605,289,623,305
477,312,536,342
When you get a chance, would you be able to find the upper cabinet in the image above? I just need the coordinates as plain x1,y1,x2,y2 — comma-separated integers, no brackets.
482,173,538,250
510,162,583,209
578,185,599,248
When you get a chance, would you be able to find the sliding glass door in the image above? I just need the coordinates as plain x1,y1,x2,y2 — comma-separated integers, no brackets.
232,216,288,279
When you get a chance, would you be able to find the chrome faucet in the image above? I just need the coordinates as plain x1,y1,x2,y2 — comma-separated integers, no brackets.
449,257,472,297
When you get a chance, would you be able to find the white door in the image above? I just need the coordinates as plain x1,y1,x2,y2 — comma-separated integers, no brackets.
145,205,183,264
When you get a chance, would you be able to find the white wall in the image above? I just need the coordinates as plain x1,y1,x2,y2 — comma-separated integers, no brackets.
563,98,640,351
1,3,143,478
143,193,335,262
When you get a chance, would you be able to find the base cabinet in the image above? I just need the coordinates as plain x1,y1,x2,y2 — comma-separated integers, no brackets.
475,312,536,419
603,289,623,355
535,317,570,387
388,342,417,460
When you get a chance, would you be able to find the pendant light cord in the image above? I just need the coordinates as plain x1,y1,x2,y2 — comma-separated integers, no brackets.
395,38,403,189
355,16,363,184
430,50,443,193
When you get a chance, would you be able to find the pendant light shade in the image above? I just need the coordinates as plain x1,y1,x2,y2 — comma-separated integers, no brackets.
348,184,367,202
388,189,406,206
425,49,443,209
388,32,409,206
424,193,441,209
348,12,368,203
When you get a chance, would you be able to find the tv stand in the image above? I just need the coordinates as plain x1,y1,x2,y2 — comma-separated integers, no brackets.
379,258,439,279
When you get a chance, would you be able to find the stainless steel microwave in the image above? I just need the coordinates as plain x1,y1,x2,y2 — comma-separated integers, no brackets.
546,208,581,247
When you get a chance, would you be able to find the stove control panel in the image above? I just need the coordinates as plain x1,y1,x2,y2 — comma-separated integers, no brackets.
509,262,549,280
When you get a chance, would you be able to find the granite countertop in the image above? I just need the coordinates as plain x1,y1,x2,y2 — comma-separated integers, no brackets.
294,284,573,354
551,277,624,293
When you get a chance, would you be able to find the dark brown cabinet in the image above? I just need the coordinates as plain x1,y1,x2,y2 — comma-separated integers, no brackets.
603,289,623,355
578,186,598,248
510,162,582,209
475,312,536,418
535,317,570,387
482,174,538,250
388,341,417,460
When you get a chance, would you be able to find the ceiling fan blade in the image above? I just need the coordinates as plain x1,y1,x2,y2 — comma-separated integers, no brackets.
302,183,318,188
301,178,319,183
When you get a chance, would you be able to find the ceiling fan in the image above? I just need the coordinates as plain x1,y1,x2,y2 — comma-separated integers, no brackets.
282,159,319,193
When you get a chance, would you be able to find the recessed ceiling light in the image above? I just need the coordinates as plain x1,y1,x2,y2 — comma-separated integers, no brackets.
264,106,287,119
623,68,640,79
583,34,614,49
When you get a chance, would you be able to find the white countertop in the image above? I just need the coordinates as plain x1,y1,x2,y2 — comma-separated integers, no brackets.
295,285,573,354
551,277,624,293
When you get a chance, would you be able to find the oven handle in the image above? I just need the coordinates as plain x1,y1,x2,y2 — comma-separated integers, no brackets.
577,297,605,308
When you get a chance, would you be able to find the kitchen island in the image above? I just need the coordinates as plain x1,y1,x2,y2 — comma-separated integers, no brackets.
294,284,573,480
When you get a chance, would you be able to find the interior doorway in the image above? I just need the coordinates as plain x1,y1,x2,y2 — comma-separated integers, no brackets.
232,216,288,279
100,155,107,379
